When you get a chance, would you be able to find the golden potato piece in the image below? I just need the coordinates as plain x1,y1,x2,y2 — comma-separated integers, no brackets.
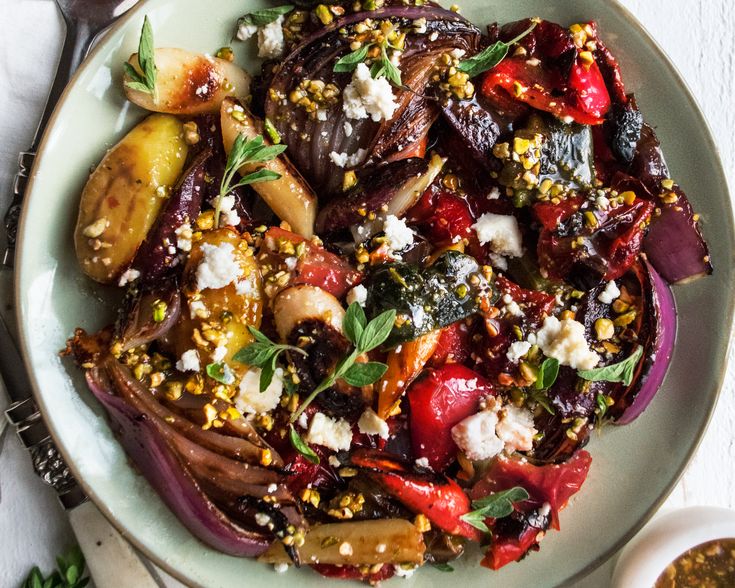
124,48,250,115
74,114,188,284
220,97,317,238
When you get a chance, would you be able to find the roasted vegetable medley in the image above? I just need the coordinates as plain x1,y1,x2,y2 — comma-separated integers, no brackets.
66,1,711,582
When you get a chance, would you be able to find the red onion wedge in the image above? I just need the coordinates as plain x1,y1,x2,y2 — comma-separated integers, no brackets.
86,365,272,557
613,258,677,424
265,5,480,194
632,125,712,284
118,285,181,352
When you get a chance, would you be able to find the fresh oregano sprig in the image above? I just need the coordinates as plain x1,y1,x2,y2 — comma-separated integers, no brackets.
289,424,320,464
457,21,538,78
578,345,643,387
234,325,307,392
214,133,287,226
290,303,395,422
333,34,403,87
123,15,157,101
22,545,89,588
237,5,294,28
460,486,530,534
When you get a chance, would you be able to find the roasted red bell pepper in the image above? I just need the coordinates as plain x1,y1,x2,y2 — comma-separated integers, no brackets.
471,451,592,570
264,227,361,298
351,449,482,541
495,276,557,326
311,563,395,582
407,364,494,472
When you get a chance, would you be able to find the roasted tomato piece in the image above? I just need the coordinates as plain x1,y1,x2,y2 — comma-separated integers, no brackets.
351,449,482,541
407,364,495,471
471,451,592,569
567,58,611,121
264,227,361,298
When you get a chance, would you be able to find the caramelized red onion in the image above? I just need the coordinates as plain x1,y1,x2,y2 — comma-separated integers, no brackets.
118,285,181,352
86,366,272,557
265,6,481,194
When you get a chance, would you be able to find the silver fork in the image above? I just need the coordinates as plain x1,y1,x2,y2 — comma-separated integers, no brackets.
2,0,140,267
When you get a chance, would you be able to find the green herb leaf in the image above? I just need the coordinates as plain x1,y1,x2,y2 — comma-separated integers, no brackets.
333,44,371,73
124,16,157,99
215,132,287,226
596,393,609,420
248,325,275,345
457,21,537,78
371,47,402,86
234,342,276,367
342,362,388,386
289,424,319,464
357,308,397,353
530,388,555,415
238,5,294,27
260,358,276,392
459,510,491,534
343,302,368,345
234,326,307,392
432,563,454,572
460,486,530,533
23,546,88,588
578,345,644,386
535,357,560,390
206,362,235,385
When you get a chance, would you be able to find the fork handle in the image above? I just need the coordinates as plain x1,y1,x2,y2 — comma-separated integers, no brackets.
3,18,98,267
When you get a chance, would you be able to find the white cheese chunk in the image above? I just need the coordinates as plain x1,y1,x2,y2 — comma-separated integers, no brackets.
383,215,414,252
472,212,524,258
342,63,399,122
598,280,621,305
176,349,200,373
118,268,140,287
305,412,353,452
257,16,285,60
535,315,600,370
211,345,228,363
506,341,532,363
357,409,389,439
196,242,242,291
495,405,536,452
236,22,258,41
451,410,504,461
235,368,284,415
346,284,368,307
329,148,368,169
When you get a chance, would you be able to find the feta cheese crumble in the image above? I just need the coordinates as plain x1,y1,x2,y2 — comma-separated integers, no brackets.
346,284,368,307
383,215,414,252
472,212,524,258
236,22,258,41
329,148,368,169
342,63,399,122
196,242,242,291
212,345,228,363
357,409,389,439
257,16,285,59
214,195,240,228
506,340,532,363
535,316,600,370
176,349,200,372
118,268,140,287
305,412,353,452
451,398,537,460
235,368,284,415
598,280,621,305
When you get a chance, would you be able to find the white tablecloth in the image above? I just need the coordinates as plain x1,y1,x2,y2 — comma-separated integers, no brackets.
1,0,733,586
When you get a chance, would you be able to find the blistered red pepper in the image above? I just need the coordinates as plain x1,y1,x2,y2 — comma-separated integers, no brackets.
428,321,472,367
311,563,395,582
264,227,361,298
471,451,593,569
407,364,494,471
351,449,482,541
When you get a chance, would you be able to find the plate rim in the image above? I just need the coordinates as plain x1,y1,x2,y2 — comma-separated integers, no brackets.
13,1,735,586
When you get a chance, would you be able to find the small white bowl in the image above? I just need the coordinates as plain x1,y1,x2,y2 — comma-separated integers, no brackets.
611,506,735,587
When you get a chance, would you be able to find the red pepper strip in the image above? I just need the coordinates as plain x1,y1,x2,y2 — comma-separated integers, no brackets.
351,449,483,541
567,58,611,121
586,20,629,105
603,199,655,280
481,57,607,126
533,195,585,231
495,276,557,324
483,521,545,571
428,321,472,367
470,451,592,531
264,227,361,299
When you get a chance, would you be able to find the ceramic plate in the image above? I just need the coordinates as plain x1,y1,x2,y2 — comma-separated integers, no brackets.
15,0,735,586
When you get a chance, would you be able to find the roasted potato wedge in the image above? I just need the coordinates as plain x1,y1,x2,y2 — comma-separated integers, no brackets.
259,519,426,565
165,228,264,368
125,48,250,115
220,98,317,238
74,114,188,284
